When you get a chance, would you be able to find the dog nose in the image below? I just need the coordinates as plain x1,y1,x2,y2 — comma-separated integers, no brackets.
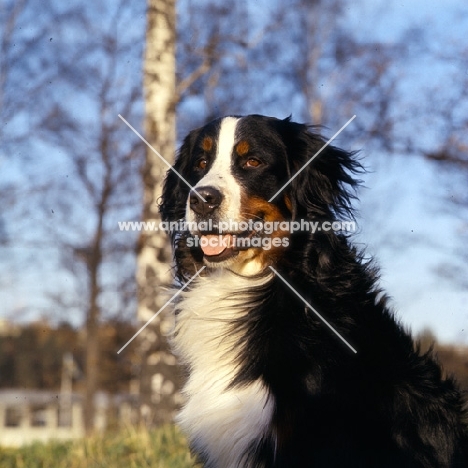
189,186,222,216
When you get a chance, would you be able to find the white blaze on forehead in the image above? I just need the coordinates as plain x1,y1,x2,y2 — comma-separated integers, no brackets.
214,116,239,175
187,116,242,223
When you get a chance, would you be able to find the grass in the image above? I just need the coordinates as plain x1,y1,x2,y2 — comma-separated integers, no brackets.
0,425,195,468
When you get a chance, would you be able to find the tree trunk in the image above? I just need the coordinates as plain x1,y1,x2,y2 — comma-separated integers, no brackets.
138,0,180,425
83,265,100,434
83,200,106,434
83,133,111,434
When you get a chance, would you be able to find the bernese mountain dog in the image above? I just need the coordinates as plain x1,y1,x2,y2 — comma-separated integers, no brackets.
160,114,468,467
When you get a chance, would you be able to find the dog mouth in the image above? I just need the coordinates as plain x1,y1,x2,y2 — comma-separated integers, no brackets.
197,232,257,263
199,234,237,262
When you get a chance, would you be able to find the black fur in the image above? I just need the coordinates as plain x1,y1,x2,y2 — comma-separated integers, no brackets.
160,115,468,467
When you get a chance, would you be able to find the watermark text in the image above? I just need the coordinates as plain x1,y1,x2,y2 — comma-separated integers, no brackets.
118,219,356,235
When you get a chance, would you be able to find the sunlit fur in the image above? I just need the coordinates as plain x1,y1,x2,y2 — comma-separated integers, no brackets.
173,271,274,467
160,115,468,467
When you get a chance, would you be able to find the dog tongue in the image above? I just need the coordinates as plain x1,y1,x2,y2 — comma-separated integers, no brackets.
200,234,232,256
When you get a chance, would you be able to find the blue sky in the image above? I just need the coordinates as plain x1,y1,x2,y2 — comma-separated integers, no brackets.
358,150,468,343
345,0,468,342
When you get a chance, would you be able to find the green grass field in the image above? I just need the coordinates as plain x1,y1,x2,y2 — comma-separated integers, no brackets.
0,425,195,468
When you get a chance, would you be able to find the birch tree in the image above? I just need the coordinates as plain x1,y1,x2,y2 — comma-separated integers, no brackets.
137,0,180,425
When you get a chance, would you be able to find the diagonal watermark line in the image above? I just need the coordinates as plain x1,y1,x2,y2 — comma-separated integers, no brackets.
118,114,206,202
269,266,357,353
117,266,206,354
268,115,357,202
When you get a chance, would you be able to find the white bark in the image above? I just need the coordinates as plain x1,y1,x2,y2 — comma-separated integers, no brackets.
137,0,180,425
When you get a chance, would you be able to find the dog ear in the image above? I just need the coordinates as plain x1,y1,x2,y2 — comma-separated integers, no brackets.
160,128,205,281
280,120,362,221
159,127,201,224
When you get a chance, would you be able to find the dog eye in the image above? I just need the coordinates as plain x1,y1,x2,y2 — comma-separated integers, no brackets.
245,158,261,168
196,158,207,170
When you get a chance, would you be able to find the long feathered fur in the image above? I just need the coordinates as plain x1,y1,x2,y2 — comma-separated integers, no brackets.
160,115,468,467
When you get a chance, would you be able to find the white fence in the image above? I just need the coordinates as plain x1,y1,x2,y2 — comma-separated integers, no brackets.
0,390,138,447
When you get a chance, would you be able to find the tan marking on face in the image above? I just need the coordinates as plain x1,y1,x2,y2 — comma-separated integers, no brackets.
284,195,293,213
202,136,213,152
235,140,250,156
241,196,285,223
236,195,290,270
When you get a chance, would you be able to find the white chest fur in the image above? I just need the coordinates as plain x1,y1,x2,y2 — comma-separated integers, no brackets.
172,270,274,468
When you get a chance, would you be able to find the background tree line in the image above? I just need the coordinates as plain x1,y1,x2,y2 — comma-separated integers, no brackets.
0,319,138,394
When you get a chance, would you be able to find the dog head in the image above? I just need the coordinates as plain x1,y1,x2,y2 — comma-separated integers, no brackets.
160,115,360,278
